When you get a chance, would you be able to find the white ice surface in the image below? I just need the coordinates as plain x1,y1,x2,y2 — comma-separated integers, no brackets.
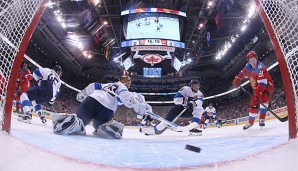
0,114,298,171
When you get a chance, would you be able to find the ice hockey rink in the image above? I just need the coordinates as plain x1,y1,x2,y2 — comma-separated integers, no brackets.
1,114,298,171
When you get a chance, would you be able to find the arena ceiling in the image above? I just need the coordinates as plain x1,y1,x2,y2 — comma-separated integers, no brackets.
28,0,271,81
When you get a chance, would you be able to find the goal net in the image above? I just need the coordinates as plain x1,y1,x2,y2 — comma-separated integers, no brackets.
0,0,48,132
256,0,298,138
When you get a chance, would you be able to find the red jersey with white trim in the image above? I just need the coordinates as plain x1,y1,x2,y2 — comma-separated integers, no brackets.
17,69,32,89
0,71,6,95
238,61,273,92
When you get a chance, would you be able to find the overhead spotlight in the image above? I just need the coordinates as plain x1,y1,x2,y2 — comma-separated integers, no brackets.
247,3,256,18
103,21,108,25
208,1,213,7
46,1,55,8
199,23,204,28
93,0,100,6
241,25,247,32
83,51,88,56
61,23,66,28
187,58,192,62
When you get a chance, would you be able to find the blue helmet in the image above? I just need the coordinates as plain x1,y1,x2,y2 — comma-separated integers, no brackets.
189,79,200,86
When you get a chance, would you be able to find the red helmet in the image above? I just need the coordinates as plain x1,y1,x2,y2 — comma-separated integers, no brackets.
22,63,28,67
247,51,258,60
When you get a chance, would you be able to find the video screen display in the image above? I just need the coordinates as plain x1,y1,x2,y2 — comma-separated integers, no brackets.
126,14,180,40
143,68,162,78
122,10,186,42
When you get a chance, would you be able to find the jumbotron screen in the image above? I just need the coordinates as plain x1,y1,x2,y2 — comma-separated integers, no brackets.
126,15,180,40
121,8,186,42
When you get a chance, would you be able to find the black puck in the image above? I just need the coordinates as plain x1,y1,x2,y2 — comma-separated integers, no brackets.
185,144,201,153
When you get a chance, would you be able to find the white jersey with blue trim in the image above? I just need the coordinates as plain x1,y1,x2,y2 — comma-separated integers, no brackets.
81,82,134,112
174,86,204,118
33,67,61,102
205,107,216,117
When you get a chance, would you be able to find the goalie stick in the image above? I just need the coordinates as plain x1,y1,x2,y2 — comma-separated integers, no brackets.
240,86,288,122
105,89,183,130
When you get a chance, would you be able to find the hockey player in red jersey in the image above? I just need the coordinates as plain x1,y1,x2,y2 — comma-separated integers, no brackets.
15,63,32,113
0,70,7,95
233,51,274,130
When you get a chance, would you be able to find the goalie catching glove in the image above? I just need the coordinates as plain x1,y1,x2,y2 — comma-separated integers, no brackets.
130,92,152,115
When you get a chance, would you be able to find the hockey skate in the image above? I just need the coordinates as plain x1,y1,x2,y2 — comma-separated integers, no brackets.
17,112,32,124
243,123,253,130
188,128,202,136
259,119,265,127
37,112,47,124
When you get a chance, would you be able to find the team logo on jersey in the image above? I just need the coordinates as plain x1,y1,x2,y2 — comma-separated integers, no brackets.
142,54,163,64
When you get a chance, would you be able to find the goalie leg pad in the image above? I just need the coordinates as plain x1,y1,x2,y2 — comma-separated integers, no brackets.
53,115,86,135
94,120,124,139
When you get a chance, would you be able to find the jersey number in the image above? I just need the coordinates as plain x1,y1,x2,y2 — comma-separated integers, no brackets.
48,73,59,86
258,71,264,77
103,84,118,97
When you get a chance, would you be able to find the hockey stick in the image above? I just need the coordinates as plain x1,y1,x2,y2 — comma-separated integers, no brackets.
173,108,187,123
240,86,288,122
105,89,182,129
167,108,188,132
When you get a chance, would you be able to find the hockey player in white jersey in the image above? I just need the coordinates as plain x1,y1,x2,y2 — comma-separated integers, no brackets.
18,65,62,124
52,75,152,139
141,79,205,136
203,103,217,129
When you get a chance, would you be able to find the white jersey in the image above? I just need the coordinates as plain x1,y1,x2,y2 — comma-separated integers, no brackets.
173,86,204,119
33,67,61,102
80,82,135,112
205,106,216,117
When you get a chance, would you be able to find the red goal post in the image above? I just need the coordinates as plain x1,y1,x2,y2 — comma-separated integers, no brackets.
255,0,298,138
0,0,49,133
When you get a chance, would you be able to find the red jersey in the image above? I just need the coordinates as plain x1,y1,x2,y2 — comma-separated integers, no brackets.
17,69,32,88
237,61,273,92
0,71,6,94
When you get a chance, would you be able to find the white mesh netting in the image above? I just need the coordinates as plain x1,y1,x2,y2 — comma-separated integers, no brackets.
0,0,44,130
259,0,298,128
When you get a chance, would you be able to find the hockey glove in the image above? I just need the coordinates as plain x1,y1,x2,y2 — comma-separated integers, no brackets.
233,76,242,88
134,103,151,115
76,92,87,102
186,101,197,109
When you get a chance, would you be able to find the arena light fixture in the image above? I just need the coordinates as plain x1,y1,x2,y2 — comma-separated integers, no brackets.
241,25,247,32
247,3,256,18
